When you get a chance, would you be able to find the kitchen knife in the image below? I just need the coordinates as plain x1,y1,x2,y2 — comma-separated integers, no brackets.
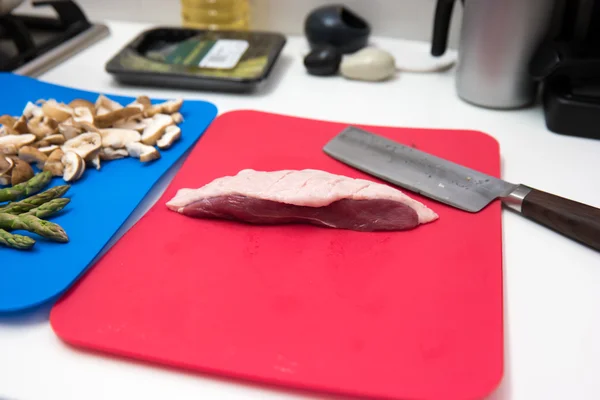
323,126,600,251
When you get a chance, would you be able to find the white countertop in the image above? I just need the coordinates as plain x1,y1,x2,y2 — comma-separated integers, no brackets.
1,20,600,400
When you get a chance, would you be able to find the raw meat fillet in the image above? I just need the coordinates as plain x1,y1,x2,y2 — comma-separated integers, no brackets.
166,169,438,231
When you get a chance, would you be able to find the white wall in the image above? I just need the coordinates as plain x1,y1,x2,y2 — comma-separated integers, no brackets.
250,0,463,47
16,0,463,47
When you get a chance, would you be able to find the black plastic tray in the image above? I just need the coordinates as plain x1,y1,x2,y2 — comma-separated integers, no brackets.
105,26,286,92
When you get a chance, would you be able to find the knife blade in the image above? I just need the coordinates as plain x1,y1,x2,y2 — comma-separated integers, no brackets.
324,126,600,251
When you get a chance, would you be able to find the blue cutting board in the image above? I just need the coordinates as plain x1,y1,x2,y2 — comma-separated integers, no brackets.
0,73,217,313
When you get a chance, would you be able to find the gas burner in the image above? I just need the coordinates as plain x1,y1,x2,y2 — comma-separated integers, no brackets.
0,0,109,76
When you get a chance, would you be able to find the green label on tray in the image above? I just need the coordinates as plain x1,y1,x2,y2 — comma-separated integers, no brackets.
164,38,216,66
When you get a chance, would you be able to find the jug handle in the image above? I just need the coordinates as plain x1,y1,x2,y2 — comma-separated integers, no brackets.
431,0,457,57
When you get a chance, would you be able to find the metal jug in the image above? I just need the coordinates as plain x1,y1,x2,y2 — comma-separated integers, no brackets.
431,0,558,109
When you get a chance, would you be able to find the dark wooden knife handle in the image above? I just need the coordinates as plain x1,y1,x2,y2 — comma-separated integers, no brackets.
521,188,600,251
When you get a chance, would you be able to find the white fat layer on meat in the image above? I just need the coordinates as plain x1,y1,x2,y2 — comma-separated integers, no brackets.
166,169,438,224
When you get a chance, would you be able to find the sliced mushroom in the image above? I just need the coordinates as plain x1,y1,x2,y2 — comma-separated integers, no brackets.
22,101,44,119
141,114,173,146
94,104,144,129
59,119,84,140
99,147,128,160
113,119,147,132
71,106,98,133
13,116,28,134
18,146,48,169
99,128,141,149
41,99,73,122
136,95,152,109
42,134,66,145
27,116,57,139
171,112,184,124
47,148,64,163
0,94,180,178
31,140,49,149
0,125,17,135
62,151,85,182
43,148,65,177
126,142,160,162
44,163,64,177
95,94,123,112
157,125,181,149
0,175,9,185
0,115,18,135
72,107,94,123
32,134,65,149
0,134,36,149
127,96,151,110
62,132,102,160
0,115,17,127
143,106,159,118
88,154,101,170
96,107,110,116
163,99,183,113
68,99,95,115
0,156,14,176
11,157,34,185
44,117,59,130
0,144,17,155
37,145,60,155
144,99,183,117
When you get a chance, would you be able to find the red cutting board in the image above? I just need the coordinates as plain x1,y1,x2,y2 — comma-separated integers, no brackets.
50,110,504,400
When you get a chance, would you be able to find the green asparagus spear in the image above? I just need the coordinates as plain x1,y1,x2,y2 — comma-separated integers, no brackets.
0,228,35,250
0,171,53,203
18,184,69,206
0,185,70,214
0,202,36,215
0,213,68,242
23,198,70,219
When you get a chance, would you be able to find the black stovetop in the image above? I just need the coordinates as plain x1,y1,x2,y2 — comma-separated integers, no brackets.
0,0,100,72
